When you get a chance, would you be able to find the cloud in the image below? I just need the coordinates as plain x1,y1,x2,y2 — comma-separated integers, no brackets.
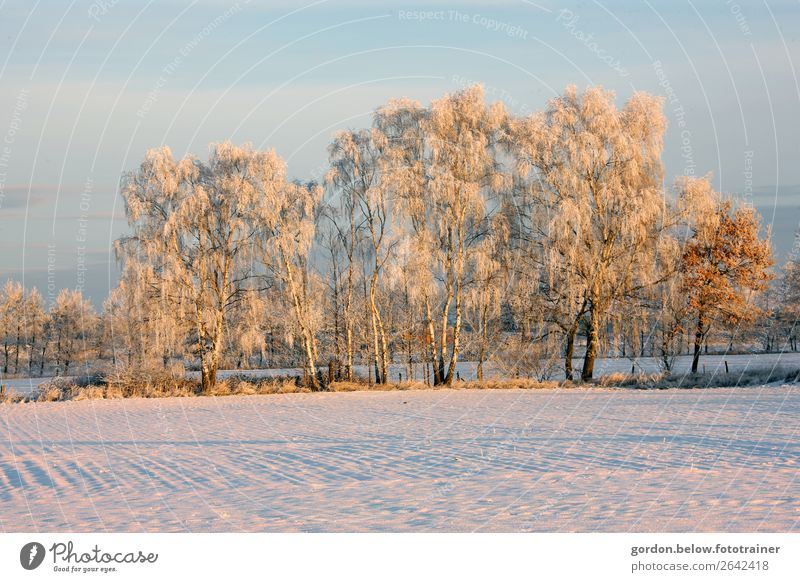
752,184,800,207
57,211,128,222
0,185,49,210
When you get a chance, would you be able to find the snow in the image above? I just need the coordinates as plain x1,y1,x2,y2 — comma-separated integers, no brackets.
0,376,55,396
4,351,800,396
1,384,797,532
238,351,800,380
569,352,800,377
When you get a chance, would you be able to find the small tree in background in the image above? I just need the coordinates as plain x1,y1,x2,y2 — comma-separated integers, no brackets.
50,289,96,375
24,287,47,376
0,280,24,374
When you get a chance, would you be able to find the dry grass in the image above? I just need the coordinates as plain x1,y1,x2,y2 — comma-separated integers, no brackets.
106,366,197,398
456,378,561,390
25,376,309,402
598,372,630,387
328,380,422,392
328,378,561,392
5,367,197,403
206,377,308,396
0,386,24,404
598,372,668,388
72,386,106,401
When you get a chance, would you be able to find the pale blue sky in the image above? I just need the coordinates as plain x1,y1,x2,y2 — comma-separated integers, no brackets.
0,0,798,305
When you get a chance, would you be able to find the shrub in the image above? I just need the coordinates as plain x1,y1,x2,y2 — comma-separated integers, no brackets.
36,387,64,402
73,386,106,401
0,387,24,404
599,372,629,387
602,367,798,390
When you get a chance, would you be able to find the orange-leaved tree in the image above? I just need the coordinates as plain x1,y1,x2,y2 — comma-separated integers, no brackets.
679,176,774,374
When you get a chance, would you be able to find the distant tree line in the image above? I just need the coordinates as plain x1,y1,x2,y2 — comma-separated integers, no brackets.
0,85,778,390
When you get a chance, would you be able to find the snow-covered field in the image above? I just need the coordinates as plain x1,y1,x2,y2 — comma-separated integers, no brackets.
1,385,797,532
209,352,800,381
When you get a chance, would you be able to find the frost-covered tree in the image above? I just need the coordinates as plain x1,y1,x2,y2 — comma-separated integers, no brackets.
104,262,188,370
119,142,283,392
0,280,24,374
23,287,47,376
319,199,362,381
501,173,589,380
317,211,346,376
254,177,324,389
384,236,427,381
70,85,779,388
374,97,433,380
226,290,267,369
510,86,668,380
649,236,688,371
771,228,800,352
423,86,508,385
378,86,507,385
465,216,509,380
50,289,96,375
327,128,393,383
104,268,150,369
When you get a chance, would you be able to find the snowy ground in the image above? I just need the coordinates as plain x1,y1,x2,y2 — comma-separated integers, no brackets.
212,352,800,382
1,385,797,532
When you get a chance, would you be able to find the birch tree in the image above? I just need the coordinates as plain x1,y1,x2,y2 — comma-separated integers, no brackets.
50,289,96,375
509,86,668,380
374,97,436,380
227,290,267,369
378,86,507,384
776,247,800,351
104,262,188,370
255,178,323,389
385,236,427,381
119,142,282,392
0,280,23,374
465,216,508,380
327,128,393,383
24,287,47,376
505,178,589,380
650,236,687,371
